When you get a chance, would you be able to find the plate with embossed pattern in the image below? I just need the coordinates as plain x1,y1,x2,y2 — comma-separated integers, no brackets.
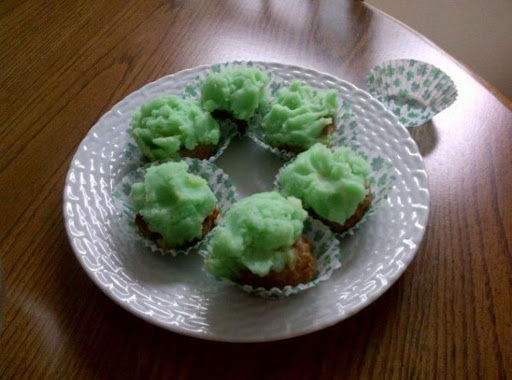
63,61,429,342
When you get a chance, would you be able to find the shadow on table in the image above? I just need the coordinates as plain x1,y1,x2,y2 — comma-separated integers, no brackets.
55,240,406,380
408,121,439,157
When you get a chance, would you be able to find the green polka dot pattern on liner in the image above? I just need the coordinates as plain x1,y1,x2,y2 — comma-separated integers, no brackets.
197,217,341,298
111,158,239,257
366,59,457,127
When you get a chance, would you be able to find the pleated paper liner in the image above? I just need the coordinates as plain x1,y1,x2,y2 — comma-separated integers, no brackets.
198,217,342,298
273,144,395,239
366,59,457,127
181,60,273,137
256,99,396,237
327,106,395,237
208,119,238,161
247,101,351,162
111,158,239,257
127,115,237,164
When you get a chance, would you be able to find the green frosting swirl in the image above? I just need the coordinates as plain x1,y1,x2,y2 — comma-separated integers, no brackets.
131,96,220,161
200,68,269,121
206,192,308,280
130,162,217,248
279,143,370,224
262,81,339,149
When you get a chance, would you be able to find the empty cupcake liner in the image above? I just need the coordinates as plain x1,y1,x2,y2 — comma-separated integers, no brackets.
366,59,457,127
197,217,342,298
274,140,395,238
111,158,239,256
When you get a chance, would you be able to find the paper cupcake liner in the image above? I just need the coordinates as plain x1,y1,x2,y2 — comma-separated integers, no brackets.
332,104,396,236
209,119,238,161
111,158,239,256
128,117,237,164
197,217,342,298
274,115,395,238
366,59,457,127
247,102,350,162
246,116,297,162
337,161,394,238
182,61,272,137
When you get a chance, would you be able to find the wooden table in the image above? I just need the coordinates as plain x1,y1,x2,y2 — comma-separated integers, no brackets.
1,1,510,379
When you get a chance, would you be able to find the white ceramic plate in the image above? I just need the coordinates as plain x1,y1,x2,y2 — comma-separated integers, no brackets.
63,61,429,342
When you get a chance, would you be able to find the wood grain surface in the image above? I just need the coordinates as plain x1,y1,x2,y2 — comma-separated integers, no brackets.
0,1,511,379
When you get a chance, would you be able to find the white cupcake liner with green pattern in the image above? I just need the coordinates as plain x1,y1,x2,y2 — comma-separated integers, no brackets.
273,141,395,238
247,96,368,163
366,59,457,127
210,119,238,161
182,60,271,137
111,158,239,256
197,217,342,298
246,115,298,162
127,116,237,164
332,104,395,237
272,100,396,237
